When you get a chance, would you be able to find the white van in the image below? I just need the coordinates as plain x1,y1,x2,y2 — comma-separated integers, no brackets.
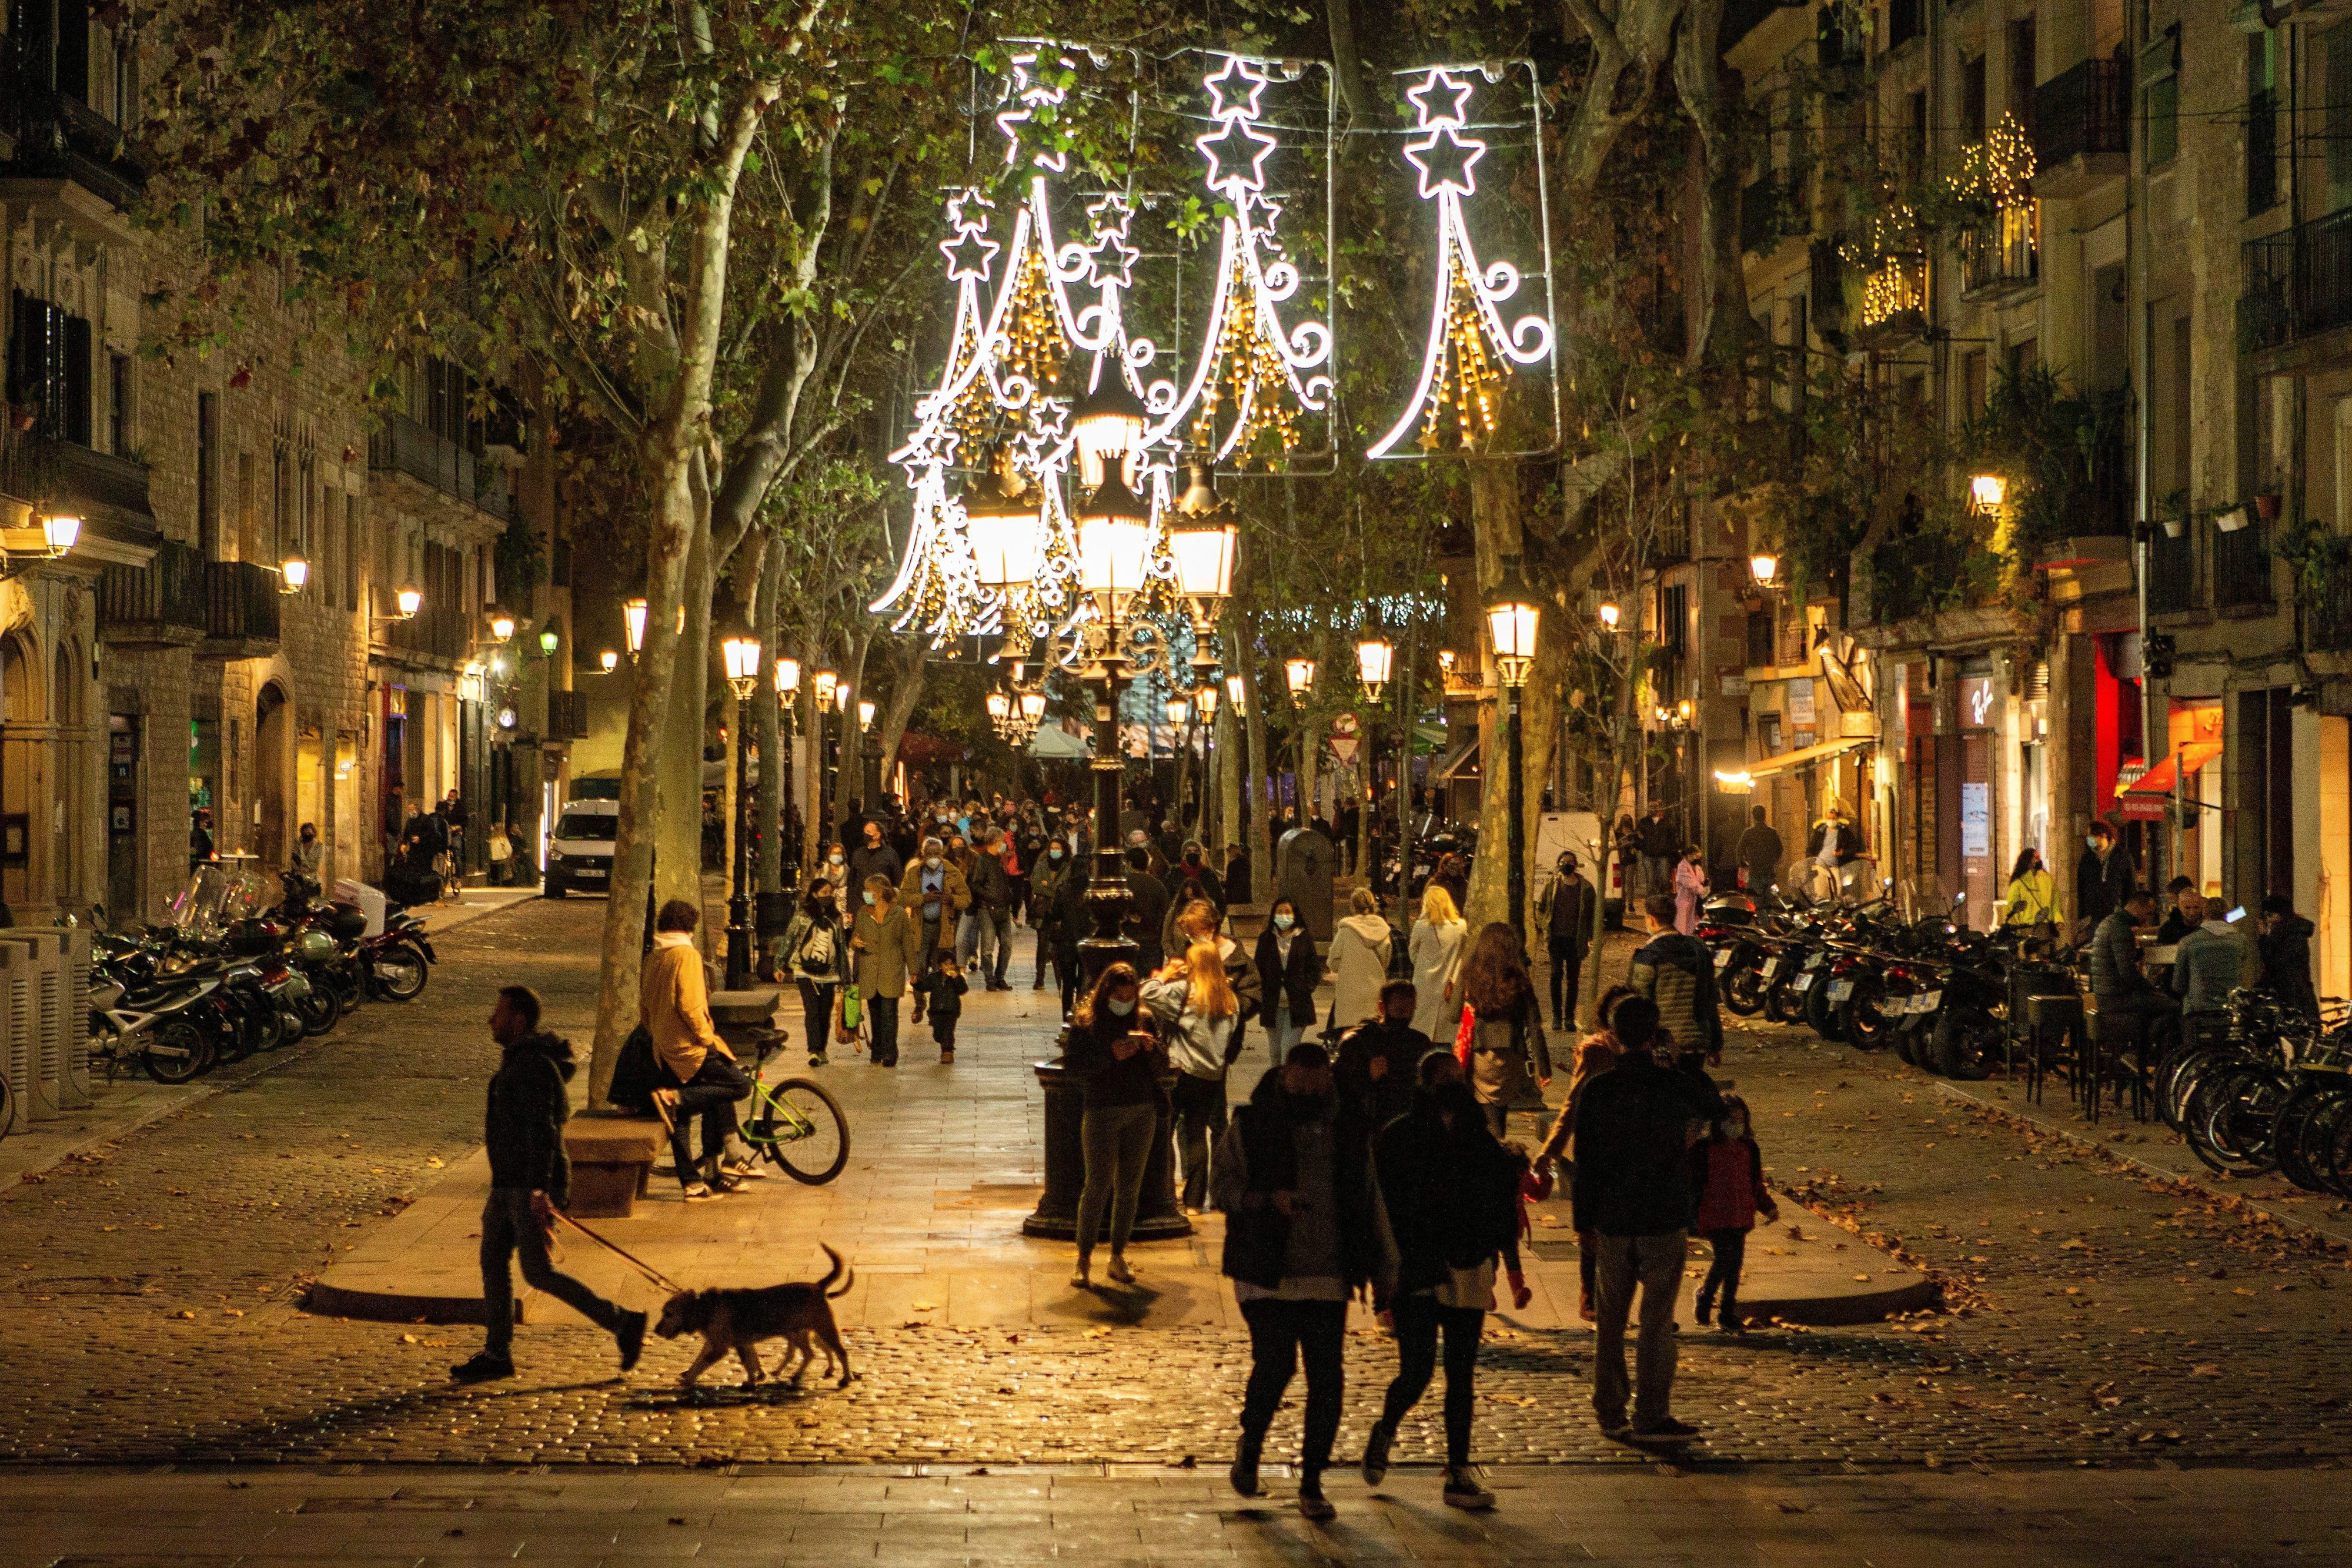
544,798,619,898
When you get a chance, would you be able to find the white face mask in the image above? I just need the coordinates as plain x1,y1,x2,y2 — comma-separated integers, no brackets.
926,857,941,870
1273,914,1295,931
828,854,844,867
1107,997,1135,1017
1049,848,1064,860
862,891,876,905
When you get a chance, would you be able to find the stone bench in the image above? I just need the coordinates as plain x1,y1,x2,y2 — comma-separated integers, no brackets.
562,1114,667,1218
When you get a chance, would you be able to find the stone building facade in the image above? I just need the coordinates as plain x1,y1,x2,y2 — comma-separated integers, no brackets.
2,4,575,926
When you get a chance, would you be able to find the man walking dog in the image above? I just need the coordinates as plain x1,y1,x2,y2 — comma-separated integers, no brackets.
452,984,648,1383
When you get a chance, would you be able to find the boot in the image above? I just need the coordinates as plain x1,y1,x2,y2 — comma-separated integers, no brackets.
1230,1430,1264,1497
1693,1289,1714,1326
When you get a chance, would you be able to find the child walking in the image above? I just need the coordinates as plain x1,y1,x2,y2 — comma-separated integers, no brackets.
1692,1094,1778,1332
914,954,968,1064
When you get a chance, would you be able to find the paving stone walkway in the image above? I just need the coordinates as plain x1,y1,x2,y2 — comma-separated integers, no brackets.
2,898,2348,1473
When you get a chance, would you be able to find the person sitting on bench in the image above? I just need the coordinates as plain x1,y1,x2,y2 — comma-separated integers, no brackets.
640,899,761,1198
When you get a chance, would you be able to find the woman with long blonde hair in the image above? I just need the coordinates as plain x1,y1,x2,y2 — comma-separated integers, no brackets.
1144,940,1241,1213
1408,883,1469,1042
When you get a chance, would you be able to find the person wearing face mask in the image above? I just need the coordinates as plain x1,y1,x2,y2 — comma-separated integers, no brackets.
1361,1049,1529,1511
1671,844,1707,936
779,879,849,1068
1333,979,1432,1132
1030,834,1074,992
1254,897,1322,1067
2073,817,2136,945
848,875,922,1067
1210,1042,1378,1521
896,837,971,999
846,819,904,904
290,821,324,880
1065,964,1168,1289
821,843,850,913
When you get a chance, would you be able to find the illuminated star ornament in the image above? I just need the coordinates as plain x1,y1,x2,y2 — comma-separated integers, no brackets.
1368,65,1554,459
1148,53,1333,467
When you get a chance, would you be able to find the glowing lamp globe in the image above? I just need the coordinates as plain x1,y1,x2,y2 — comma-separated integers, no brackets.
623,597,649,654
1070,375,1149,489
279,554,308,593
775,656,801,696
599,650,619,674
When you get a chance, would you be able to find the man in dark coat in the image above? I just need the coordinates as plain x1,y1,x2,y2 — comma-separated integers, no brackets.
1209,1044,1377,1520
452,985,647,1383
2259,893,2320,1019
1123,847,1172,974
1571,997,1712,1443
846,815,904,896
1536,852,1596,1030
2074,818,2137,943
1332,979,1432,1132
1734,806,1784,894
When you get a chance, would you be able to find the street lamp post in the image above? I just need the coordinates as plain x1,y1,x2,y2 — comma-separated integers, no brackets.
1488,556,1542,940
720,623,763,990
774,654,801,892
811,670,838,858
858,699,881,810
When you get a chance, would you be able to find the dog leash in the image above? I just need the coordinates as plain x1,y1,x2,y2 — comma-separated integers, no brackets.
553,1209,683,1294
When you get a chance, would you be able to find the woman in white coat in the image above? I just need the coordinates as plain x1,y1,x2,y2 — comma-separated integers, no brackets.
1327,885,1396,1036
1408,883,1469,1043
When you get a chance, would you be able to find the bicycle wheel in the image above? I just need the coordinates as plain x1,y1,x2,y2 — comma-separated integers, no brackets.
751,1077,850,1185
2188,1064,2291,1176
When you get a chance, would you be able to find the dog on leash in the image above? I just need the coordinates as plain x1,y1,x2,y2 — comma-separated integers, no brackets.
653,1245,856,1389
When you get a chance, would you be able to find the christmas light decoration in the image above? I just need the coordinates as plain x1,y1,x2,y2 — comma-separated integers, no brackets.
1369,65,1554,459
1142,53,1334,469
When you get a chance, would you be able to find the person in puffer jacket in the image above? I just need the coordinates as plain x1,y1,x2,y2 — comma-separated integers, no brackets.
1626,895,1723,1061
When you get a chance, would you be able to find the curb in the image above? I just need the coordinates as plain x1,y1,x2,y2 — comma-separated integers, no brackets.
1733,1276,1940,1327
1933,1080,2352,1250
302,1278,499,1326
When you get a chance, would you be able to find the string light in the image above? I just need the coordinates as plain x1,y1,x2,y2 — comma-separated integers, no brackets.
1367,66,1552,460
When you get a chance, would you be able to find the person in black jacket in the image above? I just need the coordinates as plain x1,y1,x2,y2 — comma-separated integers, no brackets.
1255,897,1322,1065
2260,894,2320,1019
1050,855,1091,1021
1362,1052,1528,1511
1066,964,1168,1290
1123,847,1172,974
1210,1044,1378,1520
2074,818,2137,944
452,986,648,1384
1570,996,1711,1443
1332,980,1433,1133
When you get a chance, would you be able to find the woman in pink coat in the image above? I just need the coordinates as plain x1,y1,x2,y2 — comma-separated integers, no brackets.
1672,844,1707,935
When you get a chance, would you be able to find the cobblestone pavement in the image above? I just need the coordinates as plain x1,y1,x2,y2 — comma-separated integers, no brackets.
8,1462,2349,1566
2,900,2348,1471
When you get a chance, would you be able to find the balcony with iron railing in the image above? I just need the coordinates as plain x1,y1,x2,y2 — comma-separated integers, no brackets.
2032,57,2129,198
199,561,282,660
369,412,513,521
97,540,208,649
1959,202,2039,300
2241,209,2352,357
377,592,470,664
1866,535,1971,627
1854,253,1929,346
2214,517,2273,609
2304,544,2352,656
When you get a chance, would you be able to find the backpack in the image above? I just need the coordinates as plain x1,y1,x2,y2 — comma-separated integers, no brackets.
798,921,836,974
606,1024,660,1114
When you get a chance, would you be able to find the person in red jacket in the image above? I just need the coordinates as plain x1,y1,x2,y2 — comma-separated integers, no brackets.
1690,1094,1778,1334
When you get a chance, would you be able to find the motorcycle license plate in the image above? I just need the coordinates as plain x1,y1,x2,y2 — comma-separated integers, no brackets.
1827,979,1854,1003
1790,973,1813,992
1916,990,1940,1012
1713,949,1733,968
1760,958,1782,978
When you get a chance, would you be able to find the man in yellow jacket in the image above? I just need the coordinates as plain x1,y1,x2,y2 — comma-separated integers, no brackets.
641,900,757,1198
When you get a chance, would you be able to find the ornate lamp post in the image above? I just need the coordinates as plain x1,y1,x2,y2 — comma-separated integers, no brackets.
811,669,838,854
1073,460,1154,980
1487,556,1542,937
719,623,763,989
773,655,801,895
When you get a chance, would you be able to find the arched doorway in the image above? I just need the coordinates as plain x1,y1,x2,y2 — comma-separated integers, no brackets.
256,681,292,871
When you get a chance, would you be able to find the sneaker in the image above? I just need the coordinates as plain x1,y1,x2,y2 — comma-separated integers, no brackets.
1693,1293,1713,1326
1360,1419,1395,1487
807,1054,828,1068
1105,1256,1134,1285
719,1159,772,1182
450,1351,514,1384
1598,1416,1633,1440
1230,1433,1264,1497
1630,1417,1700,1443
1442,1468,1496,1511
616,1310,647,1372
681,1182,727,1201
1297,1478,1336,1522
940,1049,956,1064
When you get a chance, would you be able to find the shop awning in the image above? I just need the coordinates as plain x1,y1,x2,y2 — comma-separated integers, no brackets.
2119,740,2224,798
1028,725,1093,760
1429,735,1482,784
1739,734,1873,781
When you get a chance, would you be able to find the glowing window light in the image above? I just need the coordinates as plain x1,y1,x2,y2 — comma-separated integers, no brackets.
623,597,648,653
